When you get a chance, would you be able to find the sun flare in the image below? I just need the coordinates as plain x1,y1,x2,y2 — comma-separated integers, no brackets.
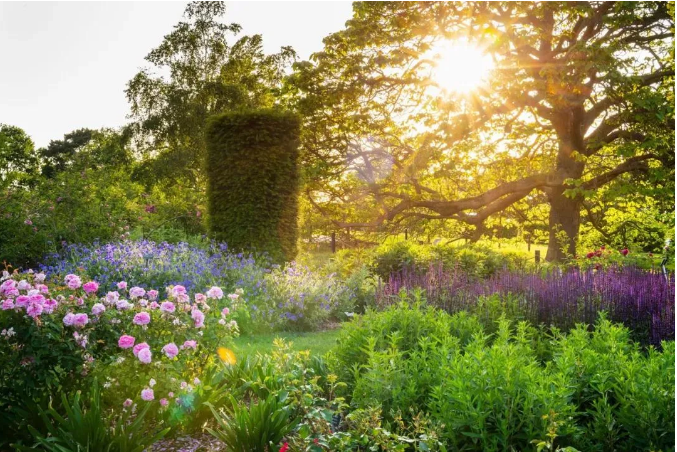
429,40,494,94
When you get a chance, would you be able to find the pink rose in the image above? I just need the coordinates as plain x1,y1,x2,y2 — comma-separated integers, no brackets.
62,313,75,326
82,281,99,294
170,285,187,298
133,312,151,326
162,342,179,359
15,295,29,308
26,302,43,318
181,340,197,350
42,298,58,313
91,303,105,316
221,307,230,317
123,398,133,407
1,299,15,310
137,347,152,364
206,286,223,300
105,291,120,304
133,342,149,356
194,293,207,303
140,388,154,401
65,274,82,290
129,287,146,299
118,335,136,349
147,290,159,300
191,309,205,328
72,313,89,328
160,301,175,313
149,301,160,309
117,281,128,290
159,398,168,407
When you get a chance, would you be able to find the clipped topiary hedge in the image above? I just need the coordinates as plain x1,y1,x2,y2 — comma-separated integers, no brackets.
205,109,301,264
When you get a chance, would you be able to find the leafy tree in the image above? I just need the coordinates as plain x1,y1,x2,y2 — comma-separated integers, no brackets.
289,1,674,261
126,1,296,188
0,124,39,187
40,128,132,177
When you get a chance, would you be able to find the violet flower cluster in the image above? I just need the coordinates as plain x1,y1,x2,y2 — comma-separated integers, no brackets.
377,264,674,346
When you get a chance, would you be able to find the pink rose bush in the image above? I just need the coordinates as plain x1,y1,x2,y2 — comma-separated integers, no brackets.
0,271,238,411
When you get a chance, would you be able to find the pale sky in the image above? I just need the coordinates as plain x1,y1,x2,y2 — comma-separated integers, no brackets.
0,1,354,148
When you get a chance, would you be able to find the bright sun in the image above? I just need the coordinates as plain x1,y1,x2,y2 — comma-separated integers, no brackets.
428,40,494,94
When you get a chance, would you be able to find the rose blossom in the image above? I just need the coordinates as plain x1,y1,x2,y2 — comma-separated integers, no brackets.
147,290,159,300
36,284,49,293
65,274,82,290
181,340,197,350
34,272,46,283
206,286,223,300
221,307,230,317
191,309,205,328
117,281,128,290
1,299,14,310
42,298,58,313
123,399,133,407
73,313,89,328
91,303,106,316
118,335,135,349
26,302,43,318
129,287,146,299
160,301,176,313
137,347,152,364
149,301,160,309
62,313,75,326
116,299,132,310
82,281,99,294
194,293,206,304
105,291,120,304
140,388,154,401
133,342,149,357
133,312,151,326
159,398,168,407
162,342,179,359
17,280,31,291
228,293,239,301
171,285,187,298
15,295,29,308
168,392,174,397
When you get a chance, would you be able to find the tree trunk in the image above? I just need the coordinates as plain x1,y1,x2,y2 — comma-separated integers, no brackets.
547,111,586,262
545,187,581,261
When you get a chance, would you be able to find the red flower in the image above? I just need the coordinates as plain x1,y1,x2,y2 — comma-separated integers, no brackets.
279,443,289,452
621,248,629,256
586,252,595,259
600,246,605,251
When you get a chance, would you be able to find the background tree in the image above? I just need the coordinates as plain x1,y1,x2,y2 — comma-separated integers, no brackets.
289,1,674,261
126,1,296,189
0,124,39,188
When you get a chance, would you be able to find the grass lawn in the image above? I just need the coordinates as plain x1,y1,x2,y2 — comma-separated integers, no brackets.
231,328,341,358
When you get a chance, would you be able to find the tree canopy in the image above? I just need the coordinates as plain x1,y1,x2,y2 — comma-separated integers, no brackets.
126,1,296,188
289,1,675,260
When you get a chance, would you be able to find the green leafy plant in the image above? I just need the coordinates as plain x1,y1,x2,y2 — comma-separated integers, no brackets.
19,380,169,452
207,393,299,452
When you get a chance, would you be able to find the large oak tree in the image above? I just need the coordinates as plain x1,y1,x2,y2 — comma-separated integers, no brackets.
289,1,674,260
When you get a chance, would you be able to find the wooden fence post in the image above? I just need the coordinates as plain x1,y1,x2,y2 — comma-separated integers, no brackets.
535,250,540,264
331,232,336,253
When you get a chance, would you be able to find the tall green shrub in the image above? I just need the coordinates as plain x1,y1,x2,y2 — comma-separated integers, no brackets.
206,110,301,263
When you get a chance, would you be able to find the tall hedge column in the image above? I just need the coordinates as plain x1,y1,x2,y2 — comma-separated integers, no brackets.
206,109,301,264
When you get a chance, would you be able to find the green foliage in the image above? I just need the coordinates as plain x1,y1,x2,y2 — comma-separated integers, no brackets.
331,300,457,392
330,304,675,451
126,1,295,188
368,240,532,279
0,124,39,188
206,109,301,264
20,380,169,452
207,393,298,451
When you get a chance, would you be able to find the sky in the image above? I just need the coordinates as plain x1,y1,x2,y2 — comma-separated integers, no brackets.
0,1,354,148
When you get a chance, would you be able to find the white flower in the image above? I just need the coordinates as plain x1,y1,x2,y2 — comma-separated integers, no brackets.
235,288,244,295
149,378,156,387
218,319,226,325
